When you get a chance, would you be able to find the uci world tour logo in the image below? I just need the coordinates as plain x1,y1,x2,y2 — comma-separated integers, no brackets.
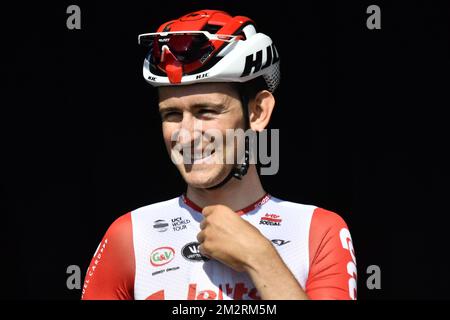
172,217,191,231
153,218,190,232
150,247,175,267
153,219,169,232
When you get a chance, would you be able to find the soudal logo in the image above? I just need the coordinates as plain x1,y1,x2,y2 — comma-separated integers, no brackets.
271,239,290,246
171,217,191,231
146,282,261,300
153,219,169,232
150,247,175,267
259,213,282,226
241,44,280,77
181,242,209,262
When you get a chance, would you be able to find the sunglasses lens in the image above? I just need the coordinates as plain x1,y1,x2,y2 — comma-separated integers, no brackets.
145,33,214,65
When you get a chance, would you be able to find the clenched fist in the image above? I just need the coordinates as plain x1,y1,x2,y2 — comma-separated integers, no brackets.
196,204,276,272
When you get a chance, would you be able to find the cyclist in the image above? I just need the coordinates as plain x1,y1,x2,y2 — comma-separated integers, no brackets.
82,9,357,300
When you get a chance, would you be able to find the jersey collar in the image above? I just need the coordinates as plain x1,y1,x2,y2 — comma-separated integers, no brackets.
181,193,271,216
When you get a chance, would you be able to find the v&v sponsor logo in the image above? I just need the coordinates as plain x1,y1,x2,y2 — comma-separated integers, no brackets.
150,246,175,267
150,246,180,276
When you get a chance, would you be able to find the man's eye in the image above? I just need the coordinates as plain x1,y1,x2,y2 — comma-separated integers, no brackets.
162,112,182,121
197,109,217,117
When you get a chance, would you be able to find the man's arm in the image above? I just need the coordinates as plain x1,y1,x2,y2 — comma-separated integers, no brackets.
305,208,357,300
234,208,358,300
198,205,356,300
81,213,135,300
243,238,310,300
198,205,308,300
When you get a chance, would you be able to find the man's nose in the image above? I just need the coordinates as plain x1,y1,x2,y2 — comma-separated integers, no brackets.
177,113,202,146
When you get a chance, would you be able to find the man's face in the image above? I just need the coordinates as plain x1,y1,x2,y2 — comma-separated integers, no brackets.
158,83,246,189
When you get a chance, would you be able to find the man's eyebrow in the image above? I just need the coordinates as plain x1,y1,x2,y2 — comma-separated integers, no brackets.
191,102,225,110
159,106,181,114
159,101,226,114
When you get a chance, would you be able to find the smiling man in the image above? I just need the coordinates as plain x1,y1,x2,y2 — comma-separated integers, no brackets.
82,9,357,300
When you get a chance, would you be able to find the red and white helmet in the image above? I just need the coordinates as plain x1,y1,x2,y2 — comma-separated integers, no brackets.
138,10,280,92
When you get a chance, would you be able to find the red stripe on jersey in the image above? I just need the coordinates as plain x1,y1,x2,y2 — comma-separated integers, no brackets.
306,208,357,300
81,212,136,300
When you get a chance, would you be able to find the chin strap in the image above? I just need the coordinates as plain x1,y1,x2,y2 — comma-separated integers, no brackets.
206,89,251,190
206,135,250,190
232,135,250,179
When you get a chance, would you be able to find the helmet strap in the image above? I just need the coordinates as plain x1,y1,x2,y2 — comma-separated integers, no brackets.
205,88,251,190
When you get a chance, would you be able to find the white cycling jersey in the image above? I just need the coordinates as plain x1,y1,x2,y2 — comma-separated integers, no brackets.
82,193,357,300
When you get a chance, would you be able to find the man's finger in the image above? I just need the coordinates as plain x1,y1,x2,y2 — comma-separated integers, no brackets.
198,243,206,256
198,244,212,259
197,230,205,243
198,243,203,254
199,218,207,230
202,205,215,216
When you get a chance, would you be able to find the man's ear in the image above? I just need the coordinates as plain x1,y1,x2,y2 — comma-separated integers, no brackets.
248,90,275,132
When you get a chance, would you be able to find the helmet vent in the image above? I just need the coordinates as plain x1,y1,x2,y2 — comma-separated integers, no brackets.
203,24,221,34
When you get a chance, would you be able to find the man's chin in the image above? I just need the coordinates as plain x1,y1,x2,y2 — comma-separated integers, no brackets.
180,166,232,189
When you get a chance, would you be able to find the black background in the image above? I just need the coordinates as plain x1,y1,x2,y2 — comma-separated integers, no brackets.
1,0,449,300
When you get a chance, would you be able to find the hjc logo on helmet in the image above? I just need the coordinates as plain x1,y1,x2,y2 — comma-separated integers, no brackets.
241,44,280,77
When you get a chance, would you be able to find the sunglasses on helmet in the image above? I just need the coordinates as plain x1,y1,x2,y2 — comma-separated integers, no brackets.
138,31,242,66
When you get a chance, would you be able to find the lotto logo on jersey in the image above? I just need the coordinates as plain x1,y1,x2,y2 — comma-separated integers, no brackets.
150,247,175,267
259,213,282,226
146,282,261,300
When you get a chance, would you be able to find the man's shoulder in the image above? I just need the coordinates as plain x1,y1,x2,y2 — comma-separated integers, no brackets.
311,207,347,227
268,195,347,228
130,196,182,217
105,196,182,235
309,207,350,239
269,195,317,213
267,195,320,222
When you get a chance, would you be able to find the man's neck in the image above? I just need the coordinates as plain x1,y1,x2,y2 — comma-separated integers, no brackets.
185,165,266,212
